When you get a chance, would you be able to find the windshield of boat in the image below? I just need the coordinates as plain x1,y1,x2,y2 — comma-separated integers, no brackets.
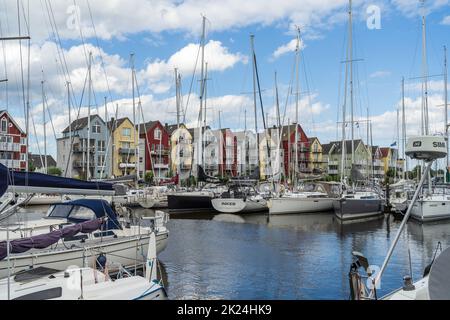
47,205,96,221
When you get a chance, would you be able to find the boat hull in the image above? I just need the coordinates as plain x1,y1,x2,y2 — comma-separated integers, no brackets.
168,194,216,213
333,198,383,221
269,197,334,215
211,198,268,214
0,232,169,279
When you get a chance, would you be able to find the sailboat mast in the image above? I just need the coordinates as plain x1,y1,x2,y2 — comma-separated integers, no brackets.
87,52,92,180
41,77,47,174
294,27,301,188
349,0,355,164
131,53,138,185
420,1,431,192
67,81,72,178
402,77,406,179
250,34,259,169
200,16,206,169
444,45,448,182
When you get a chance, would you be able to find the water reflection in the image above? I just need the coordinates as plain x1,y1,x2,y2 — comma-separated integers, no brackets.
7,205,450,299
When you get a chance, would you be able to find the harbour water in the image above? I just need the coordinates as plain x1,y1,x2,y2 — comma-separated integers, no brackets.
159,212,450,300
7,207,450,300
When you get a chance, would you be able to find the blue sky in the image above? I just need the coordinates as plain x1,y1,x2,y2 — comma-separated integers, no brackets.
0,0,449,158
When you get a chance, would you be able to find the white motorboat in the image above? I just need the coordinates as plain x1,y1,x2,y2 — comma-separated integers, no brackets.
0,199,169,279
0,231,167,300
211,184,268,214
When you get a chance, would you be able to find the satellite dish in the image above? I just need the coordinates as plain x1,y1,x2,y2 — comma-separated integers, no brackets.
405,136,447,161
428,246,450,300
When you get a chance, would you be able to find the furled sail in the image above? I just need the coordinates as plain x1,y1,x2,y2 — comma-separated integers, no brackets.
0,163,115,197
0,218,104,261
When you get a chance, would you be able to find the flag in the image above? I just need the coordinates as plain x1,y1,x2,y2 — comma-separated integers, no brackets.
390,141,397,147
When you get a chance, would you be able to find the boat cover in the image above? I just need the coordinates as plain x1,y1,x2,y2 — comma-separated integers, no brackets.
0,218,104,261
0,163,114,197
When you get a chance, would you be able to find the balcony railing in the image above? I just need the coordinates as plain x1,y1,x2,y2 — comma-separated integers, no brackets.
119,163,136,169
0,142,20,152
0,159,21,168
151,148,169,155
119,148,136,155
154,163,169,169
73,161,95,168
73,145,96,153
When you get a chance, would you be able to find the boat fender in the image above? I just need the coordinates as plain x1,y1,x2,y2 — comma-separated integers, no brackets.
96,254,107,271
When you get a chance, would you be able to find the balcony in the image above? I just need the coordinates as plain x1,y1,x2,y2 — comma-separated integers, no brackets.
0,159,21,168
119,163,136,169
153,163,169,169
73,161,95,168
73,145,96,153
0,142,20,152
119,148,136,155
151,148,169,156
180,164,192,170
328,169,339,175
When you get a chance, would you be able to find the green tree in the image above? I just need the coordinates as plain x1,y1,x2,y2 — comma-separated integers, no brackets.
28,161,36,172
47,167,62,176
144,171,154,184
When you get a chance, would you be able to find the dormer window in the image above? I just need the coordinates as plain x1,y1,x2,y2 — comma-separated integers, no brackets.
1,118,7,133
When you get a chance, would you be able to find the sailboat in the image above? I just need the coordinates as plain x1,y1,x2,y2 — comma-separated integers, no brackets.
332,0,383,222
0,228,167,300
348,135,448,300
0,163,169,278
167,17,227,214
408,26,450,222
268,28,337,215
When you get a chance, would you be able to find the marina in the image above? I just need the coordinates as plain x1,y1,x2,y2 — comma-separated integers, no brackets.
1,0,450,302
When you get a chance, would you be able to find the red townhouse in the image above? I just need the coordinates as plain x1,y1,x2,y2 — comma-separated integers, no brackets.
281,123,310,175
218,128,238,177
0,110,27,171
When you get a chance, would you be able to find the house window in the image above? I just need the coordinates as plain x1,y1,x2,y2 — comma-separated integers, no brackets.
98,155,105,165
92,123,101,134
122,142,131,149
1,119,7,133
97,140,105,152
154,128,161,140
20,137,26,145
20,153,26,161
122,128,131,137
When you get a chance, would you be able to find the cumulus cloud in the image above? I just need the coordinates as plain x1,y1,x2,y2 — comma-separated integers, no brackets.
272,38,305,59
441,15,450,25
139,40,247,94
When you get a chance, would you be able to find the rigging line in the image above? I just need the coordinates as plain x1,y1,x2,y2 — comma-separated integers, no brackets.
183,28,203,124
30,112,44,166
71,0,89,66
43,0,78,109
42,88,58,142
86,0,115,108
0,19,9,110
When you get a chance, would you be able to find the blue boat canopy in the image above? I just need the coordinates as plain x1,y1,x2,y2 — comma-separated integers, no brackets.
0,163,114,197
47,199,121,230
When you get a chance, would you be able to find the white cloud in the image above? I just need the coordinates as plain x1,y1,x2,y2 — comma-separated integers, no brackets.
139,40,247,94
370,70,391,78
272,38,304,59
441,15,450,25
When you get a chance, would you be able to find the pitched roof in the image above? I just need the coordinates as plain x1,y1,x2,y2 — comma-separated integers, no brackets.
380,147,391,158
165,123,185,135
107,117,131,131
62,115,103,133
322,143,335,154
329,139,364,155
308,137,320,144
0,109,26,134
29,154,57,169
136,121,159,134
